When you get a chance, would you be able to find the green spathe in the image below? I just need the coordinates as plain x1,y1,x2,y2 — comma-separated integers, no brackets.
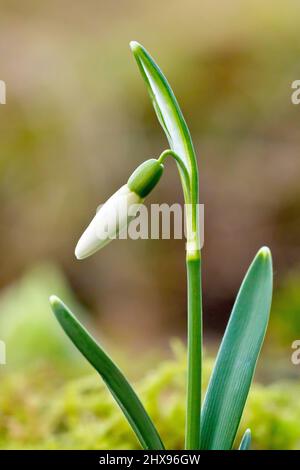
127,158,164,198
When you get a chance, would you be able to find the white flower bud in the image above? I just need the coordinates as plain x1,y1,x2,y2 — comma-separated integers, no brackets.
75,184,143,259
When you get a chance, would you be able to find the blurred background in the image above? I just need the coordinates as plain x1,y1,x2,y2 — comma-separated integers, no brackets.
0,0,300,449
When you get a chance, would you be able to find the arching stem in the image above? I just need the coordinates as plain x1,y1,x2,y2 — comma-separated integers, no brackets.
158,149,190,195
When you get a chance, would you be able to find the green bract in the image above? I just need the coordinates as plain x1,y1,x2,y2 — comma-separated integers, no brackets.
127,158,164,198
50,41,273,450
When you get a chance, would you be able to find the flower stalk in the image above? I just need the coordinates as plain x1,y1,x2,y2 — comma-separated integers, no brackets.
157,148,202,448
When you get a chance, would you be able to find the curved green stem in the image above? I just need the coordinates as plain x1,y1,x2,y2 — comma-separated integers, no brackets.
158,149,190,196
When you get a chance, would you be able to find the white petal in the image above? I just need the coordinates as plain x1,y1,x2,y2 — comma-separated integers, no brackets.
75,185,142,259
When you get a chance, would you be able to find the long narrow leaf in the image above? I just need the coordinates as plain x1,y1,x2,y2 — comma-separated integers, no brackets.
239,429,251,450
130,41,198,200
201,247,273,450
49,296,164,450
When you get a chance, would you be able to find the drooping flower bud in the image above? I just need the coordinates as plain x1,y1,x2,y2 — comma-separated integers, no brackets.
75,158,164,259
75,184,142,259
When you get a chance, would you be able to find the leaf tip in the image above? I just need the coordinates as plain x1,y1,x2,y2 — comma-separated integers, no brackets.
129,40,141,52
239,428,252,450
130,41,145,60
257,246,272,261
49,295,65,316
49,296,75,330
49,294,60,306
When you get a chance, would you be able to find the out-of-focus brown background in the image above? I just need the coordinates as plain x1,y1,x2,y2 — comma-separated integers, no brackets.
0,0,300,352
2,0,300,451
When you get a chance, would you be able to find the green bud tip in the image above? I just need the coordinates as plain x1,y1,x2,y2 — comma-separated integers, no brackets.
127,158,164,198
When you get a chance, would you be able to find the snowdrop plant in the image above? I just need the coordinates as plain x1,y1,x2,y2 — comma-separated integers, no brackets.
50,42,273,450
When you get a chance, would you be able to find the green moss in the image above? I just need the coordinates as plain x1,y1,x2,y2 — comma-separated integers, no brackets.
1,344,300,449
0,264,299,449
269,270,300,348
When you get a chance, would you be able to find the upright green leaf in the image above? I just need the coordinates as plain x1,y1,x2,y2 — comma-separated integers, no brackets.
49,296,164,450
201,247,273,450
130,41,198,203
239,429,251,450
